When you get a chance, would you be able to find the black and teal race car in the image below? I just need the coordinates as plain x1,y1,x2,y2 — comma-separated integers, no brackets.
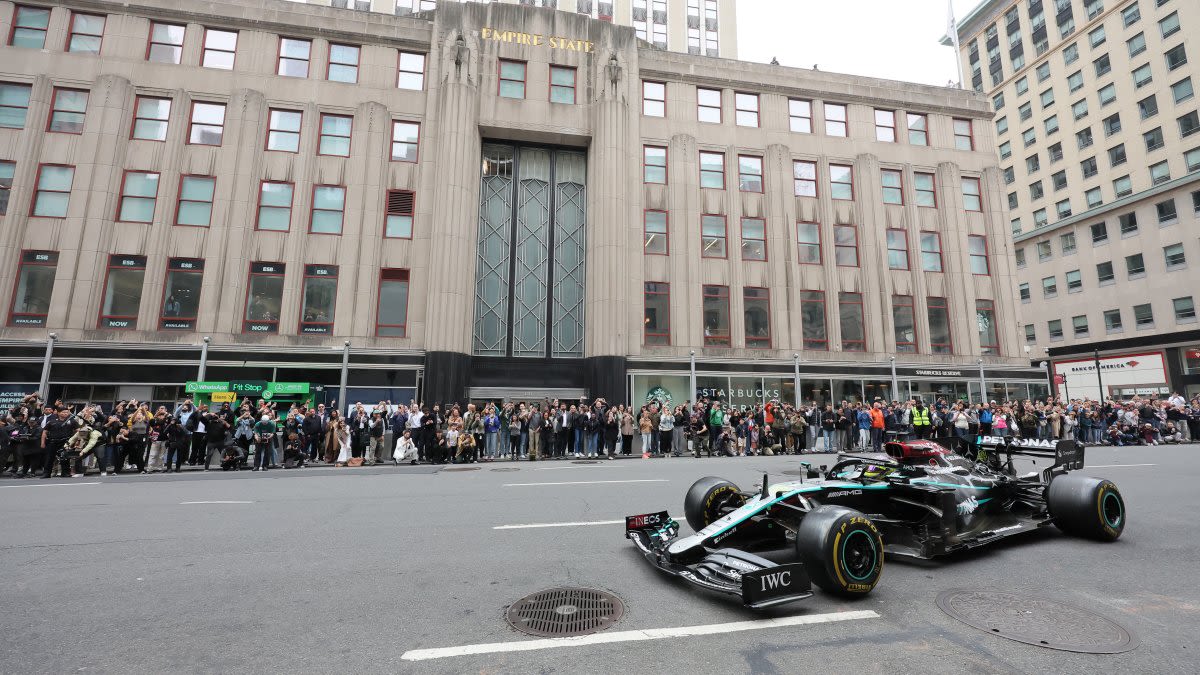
625,437,1125,609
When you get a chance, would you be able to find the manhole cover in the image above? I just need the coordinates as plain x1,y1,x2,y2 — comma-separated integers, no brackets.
490,467,520,472
572,460,600,465
936,589,1139,653
505,588,624,637
442,466,480,472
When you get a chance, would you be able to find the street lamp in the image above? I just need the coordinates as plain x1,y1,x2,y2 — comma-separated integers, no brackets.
888,356,898,403
38,332,57,399
689,350,697,405
793,353,800,407
338,341,351,415
198,336,211,381
977,358,986,404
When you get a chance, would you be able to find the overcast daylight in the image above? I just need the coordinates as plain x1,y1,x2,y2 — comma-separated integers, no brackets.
737,0,979,86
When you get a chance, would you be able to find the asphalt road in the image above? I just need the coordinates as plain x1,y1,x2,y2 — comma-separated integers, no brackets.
1,444,1196,674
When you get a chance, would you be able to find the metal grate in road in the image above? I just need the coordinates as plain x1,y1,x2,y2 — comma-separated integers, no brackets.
936,589,1139,653
505,588,624,637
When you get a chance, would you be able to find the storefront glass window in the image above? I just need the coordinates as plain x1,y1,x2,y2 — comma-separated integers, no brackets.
800,379,831,406
862,379,895,403
831,379,864,404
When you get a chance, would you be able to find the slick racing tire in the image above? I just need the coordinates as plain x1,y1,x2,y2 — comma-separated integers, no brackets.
795,505,883,598
1047,474,1125,541
683,476,744,532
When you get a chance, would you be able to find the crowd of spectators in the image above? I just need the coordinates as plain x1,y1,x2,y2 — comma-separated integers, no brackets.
2,390,1198,478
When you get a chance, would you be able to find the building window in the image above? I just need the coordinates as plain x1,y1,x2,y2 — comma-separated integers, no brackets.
1025,324,1037,343
202,28,237,70
1186,148,1200,173
743,287,771,348
1104,308,1123,332
917,295,950,354
1122,2,1141,26
643,210,668,255
499,60,526,99
266,109,302,153
1133,303,1154,327
1174,296,1196,322
1133,63,1153,89
327,43,360,83
997,116,1009,135
893,295,917,353
793,160,817,197
838,292,866,351
1126,253,1146,276
881,169,903,205
131,96,170,142
1164,243,1186,269
1073,98,1089,120
735,92,759,127
67,12,105,54
1038,240,1053,260
116,171,159,223
953,118,974,150
1158,199,1178,224
1056,198,1072,218
643,281,670,345
702,285,730,347
799,290,827,350
1034,208,1048,227
1160,10,1180,37
256,181,293,231
919,232,943,272
160,258,204,330
31,164,74,218
0,82,32,130
886,229,909,270
1150,161,1171,184
1045,115,1060,135
701,214,726,258
1048,319,1064,340
642,81,665,117
794,221,822,265
318,114,352,157
1165,46,1188,73
962,177,982,211
913,172,936,207
1019,283,1031,301
384,189,414,238
1072,314,1089,337
1144,127,1164,151
644,146,667,184
309,185,345,235
789,99,812,133
1052,169,1068,191
147,22,184,64
875,109,896,142
738,155,763,193
0,160,12,214
98,254,146,329
9,6,50,49
48,89,88,134
1043,275,1058,297
176,175,215,227
738,217,767,261
830,164,853,200
907,113,928,145
398,52,426,90
188,102,226,146
1097,261,1115,284
549,65,576,104
699,151,725,189
298,265,337,334
824,103,847,136
976,299,999,354
1061,232,1077,255
244,262,285,333
967,235,989,274
1067,269,1083,292
1113,174,1132,197
1068,70,1085,93
278,38,311,78
1089,25,1106,47
1128,32,1147,57
8,251,57,327
696,87,721,123
834,224,858,267
377,269,411,337
391,121,420,162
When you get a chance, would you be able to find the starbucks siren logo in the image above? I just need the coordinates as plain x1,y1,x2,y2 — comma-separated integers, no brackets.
646,386,673,408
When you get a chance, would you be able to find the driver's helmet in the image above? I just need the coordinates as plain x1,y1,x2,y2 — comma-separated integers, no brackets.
861,464,890,480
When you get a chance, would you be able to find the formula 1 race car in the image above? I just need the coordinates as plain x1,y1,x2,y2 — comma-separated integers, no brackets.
625,436,1125,609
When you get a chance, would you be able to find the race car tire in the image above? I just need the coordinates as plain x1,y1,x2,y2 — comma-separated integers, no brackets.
683,476,744,532
1047,474,1125,541
795,505,883,598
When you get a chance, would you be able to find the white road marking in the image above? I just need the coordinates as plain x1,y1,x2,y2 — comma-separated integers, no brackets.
534,465,625,470
1086,463,1157,468
494,520,624,530
401,610,879,661
179,500,255,504
0,481,100,489
503,479,669,487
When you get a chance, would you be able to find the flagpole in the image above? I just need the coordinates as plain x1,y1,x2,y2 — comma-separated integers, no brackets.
947,0,964,89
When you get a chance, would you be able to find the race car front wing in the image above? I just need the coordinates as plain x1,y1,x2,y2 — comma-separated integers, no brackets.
625,511,813,609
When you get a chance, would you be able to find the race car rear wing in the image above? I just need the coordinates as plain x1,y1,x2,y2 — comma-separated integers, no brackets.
973,436,1084,470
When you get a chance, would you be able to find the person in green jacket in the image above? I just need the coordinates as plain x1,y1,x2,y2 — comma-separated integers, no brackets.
708,403,725,454
253,415,277,471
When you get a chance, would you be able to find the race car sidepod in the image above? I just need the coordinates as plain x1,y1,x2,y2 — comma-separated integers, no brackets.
625,511,813,609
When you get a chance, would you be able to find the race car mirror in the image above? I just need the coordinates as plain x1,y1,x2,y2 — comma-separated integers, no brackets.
625,511,670,531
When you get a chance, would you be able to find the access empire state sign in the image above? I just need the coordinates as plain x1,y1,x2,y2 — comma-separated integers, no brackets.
480,27,595,52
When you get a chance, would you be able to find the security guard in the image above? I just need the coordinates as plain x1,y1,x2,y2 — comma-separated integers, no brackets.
912,400,932,439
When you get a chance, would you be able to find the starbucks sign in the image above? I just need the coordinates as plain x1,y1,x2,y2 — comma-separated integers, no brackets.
645,386,673,408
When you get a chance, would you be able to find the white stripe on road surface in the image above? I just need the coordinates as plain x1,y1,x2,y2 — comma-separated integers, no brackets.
503,479,669,487
494,520,624,530
0,481,100,489
180,500,255,504
401,610,879,661
534,465,625,470
1086,463,1157,468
